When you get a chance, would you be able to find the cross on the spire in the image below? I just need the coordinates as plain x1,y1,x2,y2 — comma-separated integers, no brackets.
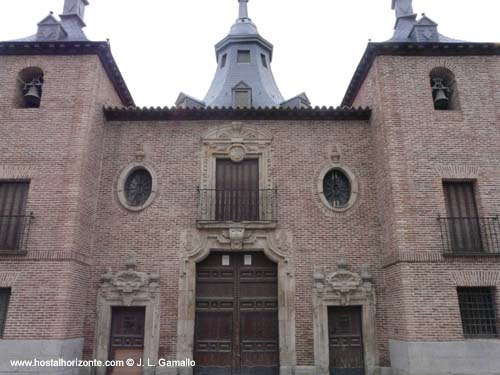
239,0,249,19
391,0,414,18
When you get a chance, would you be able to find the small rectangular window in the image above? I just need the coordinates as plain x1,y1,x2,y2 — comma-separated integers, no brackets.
234,90,251,108
261,54,267,68
237,50,251,63
0,288,11,337
0,181,30,251
220,54,227,68
457,287,498,338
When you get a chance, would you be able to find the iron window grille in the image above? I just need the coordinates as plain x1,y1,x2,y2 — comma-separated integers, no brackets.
457,287,498,338
438,216,500,255
197,188,278,223
0,288,11,337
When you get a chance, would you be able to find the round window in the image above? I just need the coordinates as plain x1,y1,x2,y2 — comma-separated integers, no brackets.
322,169,351,208
124,168,153,207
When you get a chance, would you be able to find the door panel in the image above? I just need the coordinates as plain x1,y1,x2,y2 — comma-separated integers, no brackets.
109,307,145,375
329,307,364,375
194,252,279,375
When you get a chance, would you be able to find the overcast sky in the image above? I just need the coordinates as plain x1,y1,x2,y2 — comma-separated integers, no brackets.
1,0,498,107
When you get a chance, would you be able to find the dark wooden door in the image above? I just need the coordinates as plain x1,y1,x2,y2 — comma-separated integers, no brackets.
443,182,482,253
328,307,364,375
194,252,279,375
216,159,259,222
0,182,29,250
109,307,145,375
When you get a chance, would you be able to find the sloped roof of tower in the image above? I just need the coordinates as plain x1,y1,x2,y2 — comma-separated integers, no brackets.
1,0,134,106
13,0,89,42
341,0,500,107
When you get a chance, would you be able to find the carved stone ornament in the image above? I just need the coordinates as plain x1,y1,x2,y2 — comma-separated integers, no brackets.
181,229,202,253
314,259,373,305
228,145,246,163
100,254,160,306
269,230,293,254
216,228,257,250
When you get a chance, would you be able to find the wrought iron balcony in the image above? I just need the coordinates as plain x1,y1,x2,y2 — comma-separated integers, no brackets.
197,189,277,224
438,216,500,255
0,213,34,254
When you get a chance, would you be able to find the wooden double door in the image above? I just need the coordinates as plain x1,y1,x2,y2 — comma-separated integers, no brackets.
329,307,365,375
194,252,279,375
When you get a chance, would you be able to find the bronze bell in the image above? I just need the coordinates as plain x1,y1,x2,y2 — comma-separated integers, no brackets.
431,77,450,110
433,88,449,110
23,81,41,108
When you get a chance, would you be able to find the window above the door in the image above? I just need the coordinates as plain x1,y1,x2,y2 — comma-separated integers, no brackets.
198,123,276,229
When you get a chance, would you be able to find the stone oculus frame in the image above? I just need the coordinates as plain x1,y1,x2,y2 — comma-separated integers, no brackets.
177,228,297,375
94,255,161,375
198,123,274,228
313,260,379,375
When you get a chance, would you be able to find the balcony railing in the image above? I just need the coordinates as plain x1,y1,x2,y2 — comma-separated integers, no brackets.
0,213,34,254
438,216,500,255
198,189,277,223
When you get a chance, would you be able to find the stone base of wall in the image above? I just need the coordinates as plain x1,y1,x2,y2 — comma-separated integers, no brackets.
0,338,83,374
390,339,500,375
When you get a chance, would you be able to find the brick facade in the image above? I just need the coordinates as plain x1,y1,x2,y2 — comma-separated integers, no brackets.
0,35,499,375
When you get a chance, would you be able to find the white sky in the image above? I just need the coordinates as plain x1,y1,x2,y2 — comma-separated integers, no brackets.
0,0,498,107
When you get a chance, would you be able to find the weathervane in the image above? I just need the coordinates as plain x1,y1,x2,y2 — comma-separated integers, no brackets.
391,0,414,18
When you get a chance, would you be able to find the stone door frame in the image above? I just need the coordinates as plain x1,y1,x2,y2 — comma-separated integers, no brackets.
313,260,378,375
177,228,296,375
94,256,161,375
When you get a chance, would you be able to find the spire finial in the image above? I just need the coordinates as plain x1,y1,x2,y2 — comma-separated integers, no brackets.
63,0,89,21
391,0,414,18
239,0,249,19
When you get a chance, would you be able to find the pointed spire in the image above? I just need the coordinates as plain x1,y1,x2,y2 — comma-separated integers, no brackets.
239,0,250,20
59,0,89,40
391,0,415,19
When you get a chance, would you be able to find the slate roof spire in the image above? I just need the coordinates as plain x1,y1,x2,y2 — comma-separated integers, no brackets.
388,0,464,43
14,0,89,41
176,0,310,109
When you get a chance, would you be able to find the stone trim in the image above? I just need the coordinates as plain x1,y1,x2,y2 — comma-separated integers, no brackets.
314,160,360,215
176,228,296,375
116,161,158,212
94,255,161,375
313,260,379,375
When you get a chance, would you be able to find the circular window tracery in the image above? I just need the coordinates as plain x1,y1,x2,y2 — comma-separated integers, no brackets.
316,164,358,213
322,169,351,208
117,163,157,211
124,169,153,207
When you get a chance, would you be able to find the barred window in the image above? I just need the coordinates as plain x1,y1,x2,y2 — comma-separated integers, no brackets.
0,288,11,337
457,287,498,338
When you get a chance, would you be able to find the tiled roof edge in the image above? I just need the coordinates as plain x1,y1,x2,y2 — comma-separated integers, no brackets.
103,106,371,122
